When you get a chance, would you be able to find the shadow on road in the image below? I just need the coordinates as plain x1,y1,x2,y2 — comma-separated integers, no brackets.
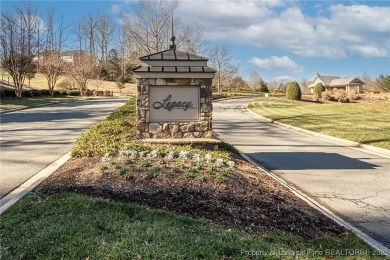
247,152,378,170
0,99,128,124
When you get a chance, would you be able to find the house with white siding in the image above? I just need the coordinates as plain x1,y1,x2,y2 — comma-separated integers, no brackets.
308,74,365,93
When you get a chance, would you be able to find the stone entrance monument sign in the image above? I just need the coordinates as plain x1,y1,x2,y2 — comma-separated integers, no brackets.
133,39,216,140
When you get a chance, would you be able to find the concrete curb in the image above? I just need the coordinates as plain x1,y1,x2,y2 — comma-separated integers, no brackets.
213,96,262,102
213,132,390,257
0,152,71,215
245,104,390,159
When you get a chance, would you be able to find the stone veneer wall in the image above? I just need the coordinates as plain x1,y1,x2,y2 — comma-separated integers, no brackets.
136,78,213,139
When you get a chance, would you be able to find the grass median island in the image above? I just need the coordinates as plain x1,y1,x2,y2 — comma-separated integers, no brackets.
0,97,383,259
248,97,390,149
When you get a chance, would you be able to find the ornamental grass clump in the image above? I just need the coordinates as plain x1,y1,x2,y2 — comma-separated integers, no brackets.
334,89,350,103
286,82,302,100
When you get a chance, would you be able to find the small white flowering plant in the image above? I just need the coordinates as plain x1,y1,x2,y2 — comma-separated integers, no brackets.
227,160,235,167
215,158,224,167
204,154,212,163
165,151,175,161
147,150,158,159
101,153,111,162
178,150,189,160
193,153,202,163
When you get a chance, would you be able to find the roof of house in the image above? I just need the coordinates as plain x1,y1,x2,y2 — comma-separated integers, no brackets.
308,74,340,88
308,74,366,88
317,76,340,86
329,77,365,86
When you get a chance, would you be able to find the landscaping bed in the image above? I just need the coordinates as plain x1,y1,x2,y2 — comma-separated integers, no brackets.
37,148,345,240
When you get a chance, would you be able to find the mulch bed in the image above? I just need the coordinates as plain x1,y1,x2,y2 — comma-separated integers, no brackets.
36,153,346,240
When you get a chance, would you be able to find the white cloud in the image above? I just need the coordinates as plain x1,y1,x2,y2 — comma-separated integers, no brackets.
249,56,304,73
110,4,122,14
177,1,390,59
274,75,295,82
348,45,389,58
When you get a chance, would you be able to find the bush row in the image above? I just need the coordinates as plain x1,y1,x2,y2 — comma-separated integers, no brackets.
1,88,113,98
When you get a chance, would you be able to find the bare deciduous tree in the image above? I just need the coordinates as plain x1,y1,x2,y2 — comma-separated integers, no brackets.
40,8,68,95
69,52,97,95
82,15,98,57
208,45,237,94
39,51,67,95
74,22,84,53
0,3,39,97
177,23,208,54
96,16,116,66
123,0,178,54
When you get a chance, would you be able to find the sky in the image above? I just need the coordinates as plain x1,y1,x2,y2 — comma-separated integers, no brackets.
1,0,390,82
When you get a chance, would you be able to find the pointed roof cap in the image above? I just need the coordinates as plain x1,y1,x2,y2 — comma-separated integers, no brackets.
140,49,208,61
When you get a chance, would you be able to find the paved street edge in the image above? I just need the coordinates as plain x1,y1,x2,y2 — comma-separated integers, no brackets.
213,132,390,256
0,152,71,215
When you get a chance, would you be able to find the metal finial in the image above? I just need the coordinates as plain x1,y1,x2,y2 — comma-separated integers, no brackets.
169,13,176,50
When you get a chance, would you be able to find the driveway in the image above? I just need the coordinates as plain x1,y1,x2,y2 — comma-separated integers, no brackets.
0,98,128,199
213,97,390,249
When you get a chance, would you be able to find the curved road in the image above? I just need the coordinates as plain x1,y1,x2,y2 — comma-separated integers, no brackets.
213,97,390,249
0,98,128,198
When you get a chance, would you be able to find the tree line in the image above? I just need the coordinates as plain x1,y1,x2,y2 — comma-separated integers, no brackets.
0,0,276,97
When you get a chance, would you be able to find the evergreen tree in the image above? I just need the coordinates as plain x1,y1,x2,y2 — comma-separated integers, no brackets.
378,74,390,91
105,49,121,81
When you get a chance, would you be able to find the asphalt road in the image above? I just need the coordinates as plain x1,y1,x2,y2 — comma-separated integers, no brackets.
0,98,128,198
213,97,390,249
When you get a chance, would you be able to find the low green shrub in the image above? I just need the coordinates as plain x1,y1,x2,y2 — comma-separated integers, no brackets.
22,91,33,97
40,89,50,96
313,83,325,100
67,90,81,96
71,97,137,157
31,89,42,96
59,90,68,96
53,90,61,96
104,91,113,96
219,141,239,154
85,89,93,96
94,90,104,96
286,82,301,100
0,88,16,98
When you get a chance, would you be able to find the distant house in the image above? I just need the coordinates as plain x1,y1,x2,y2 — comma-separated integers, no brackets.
308,74,365,94
32,50,92,64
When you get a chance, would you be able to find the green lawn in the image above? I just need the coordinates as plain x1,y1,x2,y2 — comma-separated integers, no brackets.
248,98,390,149
0,192,383,259
0,96,115,111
